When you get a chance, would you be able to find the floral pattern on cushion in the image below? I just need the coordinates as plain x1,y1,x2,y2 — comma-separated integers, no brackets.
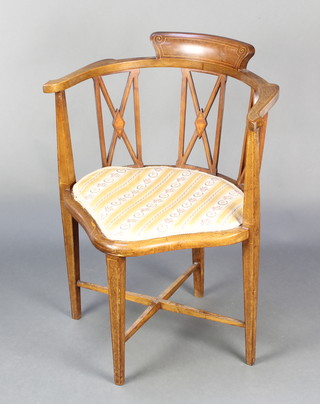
73,166,243,241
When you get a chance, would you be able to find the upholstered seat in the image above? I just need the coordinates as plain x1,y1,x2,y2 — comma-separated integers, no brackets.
73,166,243,241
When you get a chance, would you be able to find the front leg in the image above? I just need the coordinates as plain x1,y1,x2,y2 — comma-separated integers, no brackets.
106,255,126,385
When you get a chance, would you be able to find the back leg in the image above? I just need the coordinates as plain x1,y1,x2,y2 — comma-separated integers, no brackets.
192,248,204,297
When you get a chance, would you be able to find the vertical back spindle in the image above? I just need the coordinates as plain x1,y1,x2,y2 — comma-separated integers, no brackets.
177,69,188,166
94,78,108,167
133,71,142,163
237,88,256,186
212,75,227,175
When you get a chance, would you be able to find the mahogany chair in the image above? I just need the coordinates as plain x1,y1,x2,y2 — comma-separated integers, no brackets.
43,32,279,385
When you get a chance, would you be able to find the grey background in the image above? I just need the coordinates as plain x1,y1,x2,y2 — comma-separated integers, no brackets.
1,0,320,403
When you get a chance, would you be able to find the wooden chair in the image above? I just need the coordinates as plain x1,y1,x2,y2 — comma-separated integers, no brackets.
43,32,279,385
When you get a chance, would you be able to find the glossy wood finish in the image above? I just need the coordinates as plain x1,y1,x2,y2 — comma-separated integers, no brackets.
150,32,255,70
44,32,279,384
43,59,278,133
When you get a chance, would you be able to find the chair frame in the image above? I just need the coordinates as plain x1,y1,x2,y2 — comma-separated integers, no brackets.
43,32,279,385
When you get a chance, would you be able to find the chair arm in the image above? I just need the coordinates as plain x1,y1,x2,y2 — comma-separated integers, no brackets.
43,59,117,93
247,81,279,130
43,57,164,93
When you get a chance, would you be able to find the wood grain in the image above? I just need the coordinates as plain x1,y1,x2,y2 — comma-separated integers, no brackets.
242,128,261,365
106,255,126,385
150,32,255,70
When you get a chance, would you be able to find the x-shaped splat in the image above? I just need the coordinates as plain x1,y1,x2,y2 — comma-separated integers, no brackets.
78,262,244,343
94,70,142,167
178,70,226,174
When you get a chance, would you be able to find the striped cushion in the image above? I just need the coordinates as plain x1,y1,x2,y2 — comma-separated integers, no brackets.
73,166,243,241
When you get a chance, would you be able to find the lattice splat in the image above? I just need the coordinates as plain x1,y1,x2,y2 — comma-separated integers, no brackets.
93,70,143,167
177,69,227,174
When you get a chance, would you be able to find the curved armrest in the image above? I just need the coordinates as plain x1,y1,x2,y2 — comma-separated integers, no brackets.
43,57,159,93
43,55,279,133
247,78,279,130
43,59,116,93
